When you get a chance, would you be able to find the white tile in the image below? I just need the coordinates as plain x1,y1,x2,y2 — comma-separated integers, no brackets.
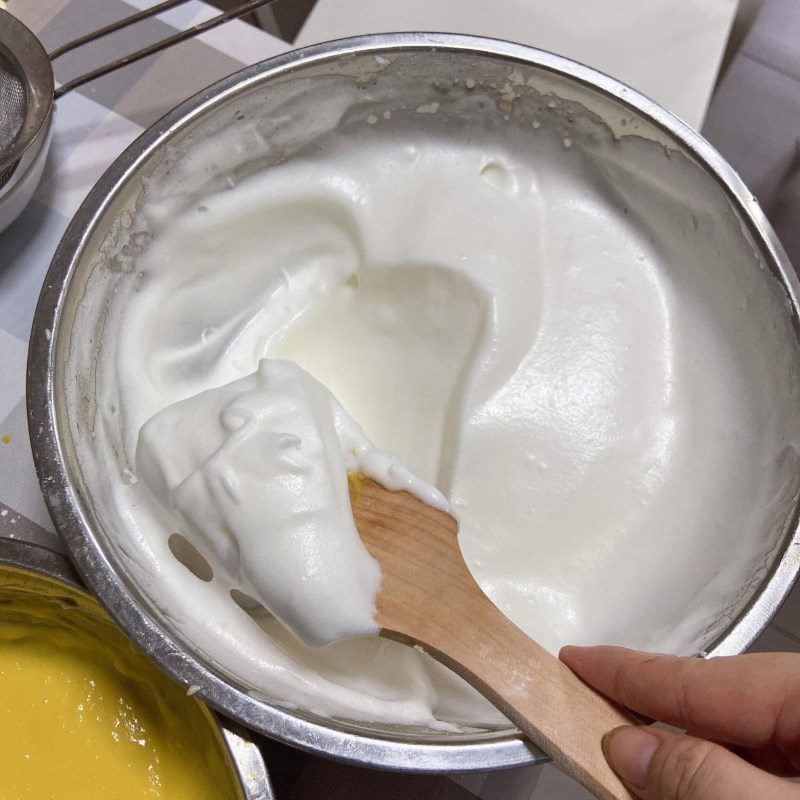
187,3,291,65
36,95,143,218
37,85,112,186
124,0,291,65
0,400,57,536
124,0,204,28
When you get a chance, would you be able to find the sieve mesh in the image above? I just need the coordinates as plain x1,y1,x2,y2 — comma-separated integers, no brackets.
0,49,27,187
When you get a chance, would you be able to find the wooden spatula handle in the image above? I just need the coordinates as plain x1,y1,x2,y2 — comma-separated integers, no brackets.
400,600,637,800
352,477,637,800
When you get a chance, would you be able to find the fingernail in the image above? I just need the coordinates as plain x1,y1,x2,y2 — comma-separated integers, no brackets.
558,645,585,663
558,645,575,660
603,726,660,789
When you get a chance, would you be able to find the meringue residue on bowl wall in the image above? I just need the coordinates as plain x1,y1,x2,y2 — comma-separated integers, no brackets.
69,60,800,731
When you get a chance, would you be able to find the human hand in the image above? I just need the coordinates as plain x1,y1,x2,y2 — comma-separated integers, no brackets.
560,646,800,800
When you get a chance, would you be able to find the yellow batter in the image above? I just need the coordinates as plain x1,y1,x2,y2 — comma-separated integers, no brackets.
0,568,241,799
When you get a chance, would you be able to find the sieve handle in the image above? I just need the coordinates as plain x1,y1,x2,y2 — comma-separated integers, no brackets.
49,0,279,100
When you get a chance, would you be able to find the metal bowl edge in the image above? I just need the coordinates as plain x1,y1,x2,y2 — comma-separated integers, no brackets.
26,32,800,772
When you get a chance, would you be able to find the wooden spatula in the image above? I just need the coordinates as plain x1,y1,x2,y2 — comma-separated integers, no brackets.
349,475,637,800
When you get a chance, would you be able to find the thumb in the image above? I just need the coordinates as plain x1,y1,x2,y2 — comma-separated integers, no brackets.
603,726,800,800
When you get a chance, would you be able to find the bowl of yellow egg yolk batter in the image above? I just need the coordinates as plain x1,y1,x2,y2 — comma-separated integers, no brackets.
0,539,272,800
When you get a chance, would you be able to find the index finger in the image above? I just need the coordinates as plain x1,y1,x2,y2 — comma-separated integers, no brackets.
559,645,800,750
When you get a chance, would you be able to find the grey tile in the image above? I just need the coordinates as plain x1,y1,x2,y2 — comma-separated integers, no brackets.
0,502,64,553
449,772,488,796
479,764,543,800
6,0,71,34
0,329,26,423
703,54,800,198
747,623,800,653
760,143,800,272
113,36,243,127
770,579,800,640
702,54,800,269
741,0,800,83
528,764,594,800
0,199,71,341
39,0,177,109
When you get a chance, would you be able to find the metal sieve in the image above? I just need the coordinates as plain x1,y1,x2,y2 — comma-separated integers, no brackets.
0,50,29,186
0,11,52,199
0,0,276,232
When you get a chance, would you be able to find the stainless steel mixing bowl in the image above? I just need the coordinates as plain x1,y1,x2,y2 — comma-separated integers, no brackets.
0,538,274,799
27,34,800,772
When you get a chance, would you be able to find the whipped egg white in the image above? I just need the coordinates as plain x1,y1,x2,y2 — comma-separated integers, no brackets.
136,357,446,646
78,71,800,730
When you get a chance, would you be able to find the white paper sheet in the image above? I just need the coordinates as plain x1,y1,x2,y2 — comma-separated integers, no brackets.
296,0,739,129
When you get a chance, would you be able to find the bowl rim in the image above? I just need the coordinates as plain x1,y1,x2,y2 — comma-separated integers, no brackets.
0,538,274,799
27,32,800,772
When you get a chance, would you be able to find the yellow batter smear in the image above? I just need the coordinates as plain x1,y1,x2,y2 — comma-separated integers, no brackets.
0,568,241,800
347,470,366,505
